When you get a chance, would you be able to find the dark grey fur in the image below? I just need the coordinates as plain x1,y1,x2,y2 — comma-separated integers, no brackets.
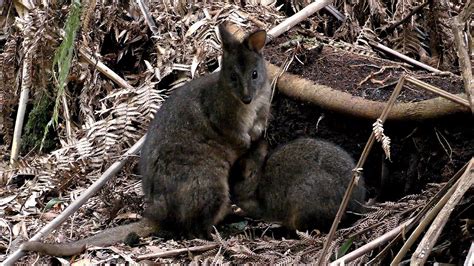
140,24,271,238
230,138,366,231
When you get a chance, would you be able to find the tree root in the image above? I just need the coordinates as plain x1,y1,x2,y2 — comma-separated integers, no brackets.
267,63,470,120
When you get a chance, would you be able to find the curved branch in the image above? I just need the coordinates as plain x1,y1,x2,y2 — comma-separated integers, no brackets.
267,64,470,120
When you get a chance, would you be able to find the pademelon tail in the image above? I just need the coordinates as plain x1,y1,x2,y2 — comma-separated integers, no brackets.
21,219,156,257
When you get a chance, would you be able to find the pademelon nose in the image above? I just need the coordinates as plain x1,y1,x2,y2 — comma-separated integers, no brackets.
241,95,252,104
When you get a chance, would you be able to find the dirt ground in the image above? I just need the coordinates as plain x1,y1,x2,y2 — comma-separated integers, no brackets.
265,32,464,102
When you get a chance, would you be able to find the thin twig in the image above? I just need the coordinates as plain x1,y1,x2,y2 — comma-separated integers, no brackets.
3,136,146,265
369,40,445,74
270,54,294,103
136,244,219,260
324,4,345,22
10,48,33,165
357,65,402,87
465,242,474,266
136,0,159,36
390,166,466,265
405,76,470,107
267,0,332,41
318,75,407,264
79,47,134,90
330,218,414,265
451,0,474,113
410,158,474,265
434,128,453,161
380,2,429,37
61,93,72,140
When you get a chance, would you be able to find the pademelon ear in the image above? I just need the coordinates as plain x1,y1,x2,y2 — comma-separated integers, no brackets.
245,30,267,53
218,23,238,50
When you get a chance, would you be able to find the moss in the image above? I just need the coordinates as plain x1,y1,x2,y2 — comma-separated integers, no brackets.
21,93,57,154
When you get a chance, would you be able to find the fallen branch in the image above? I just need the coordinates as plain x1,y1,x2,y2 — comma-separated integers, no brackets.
3,136,146,265
267,63,470,120
10,88,29,165
330,218,414,265
136,244,219,260
368,40,445,74
79,47,134,90
319,76,407,264
410,158,474,265
451,0,474,113
267,0,332,41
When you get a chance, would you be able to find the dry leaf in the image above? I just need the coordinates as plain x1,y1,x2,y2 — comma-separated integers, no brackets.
12,221,25,237
41,212,60,221
0,195,17,206
71,258,92,266
113,212,141,221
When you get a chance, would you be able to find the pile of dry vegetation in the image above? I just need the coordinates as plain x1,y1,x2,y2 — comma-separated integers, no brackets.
0,0,472,264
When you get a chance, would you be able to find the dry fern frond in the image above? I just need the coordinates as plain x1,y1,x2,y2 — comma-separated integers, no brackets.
355,18,379,47
296,230,320,245
392,0,418,23
391,24,426,59
3,79,163,213
274,254,295,265
0,36,19,146
196,246,220,259
191,239,216,247
80,0,96,46
424,0,456,70
366,0,388,24
372,119,391,160
333,13,361,43
230,243,274,263
211,226,231,250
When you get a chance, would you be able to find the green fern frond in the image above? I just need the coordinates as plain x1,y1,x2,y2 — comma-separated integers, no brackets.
41,0,82,150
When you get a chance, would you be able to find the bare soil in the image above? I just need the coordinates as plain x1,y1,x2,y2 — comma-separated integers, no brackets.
265,33,464,102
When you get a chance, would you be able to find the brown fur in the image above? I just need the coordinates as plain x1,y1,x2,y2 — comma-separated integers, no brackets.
21,24,272,257
230,138,366,231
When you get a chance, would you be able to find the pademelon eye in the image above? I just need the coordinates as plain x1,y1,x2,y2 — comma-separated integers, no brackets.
252,70,258,79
